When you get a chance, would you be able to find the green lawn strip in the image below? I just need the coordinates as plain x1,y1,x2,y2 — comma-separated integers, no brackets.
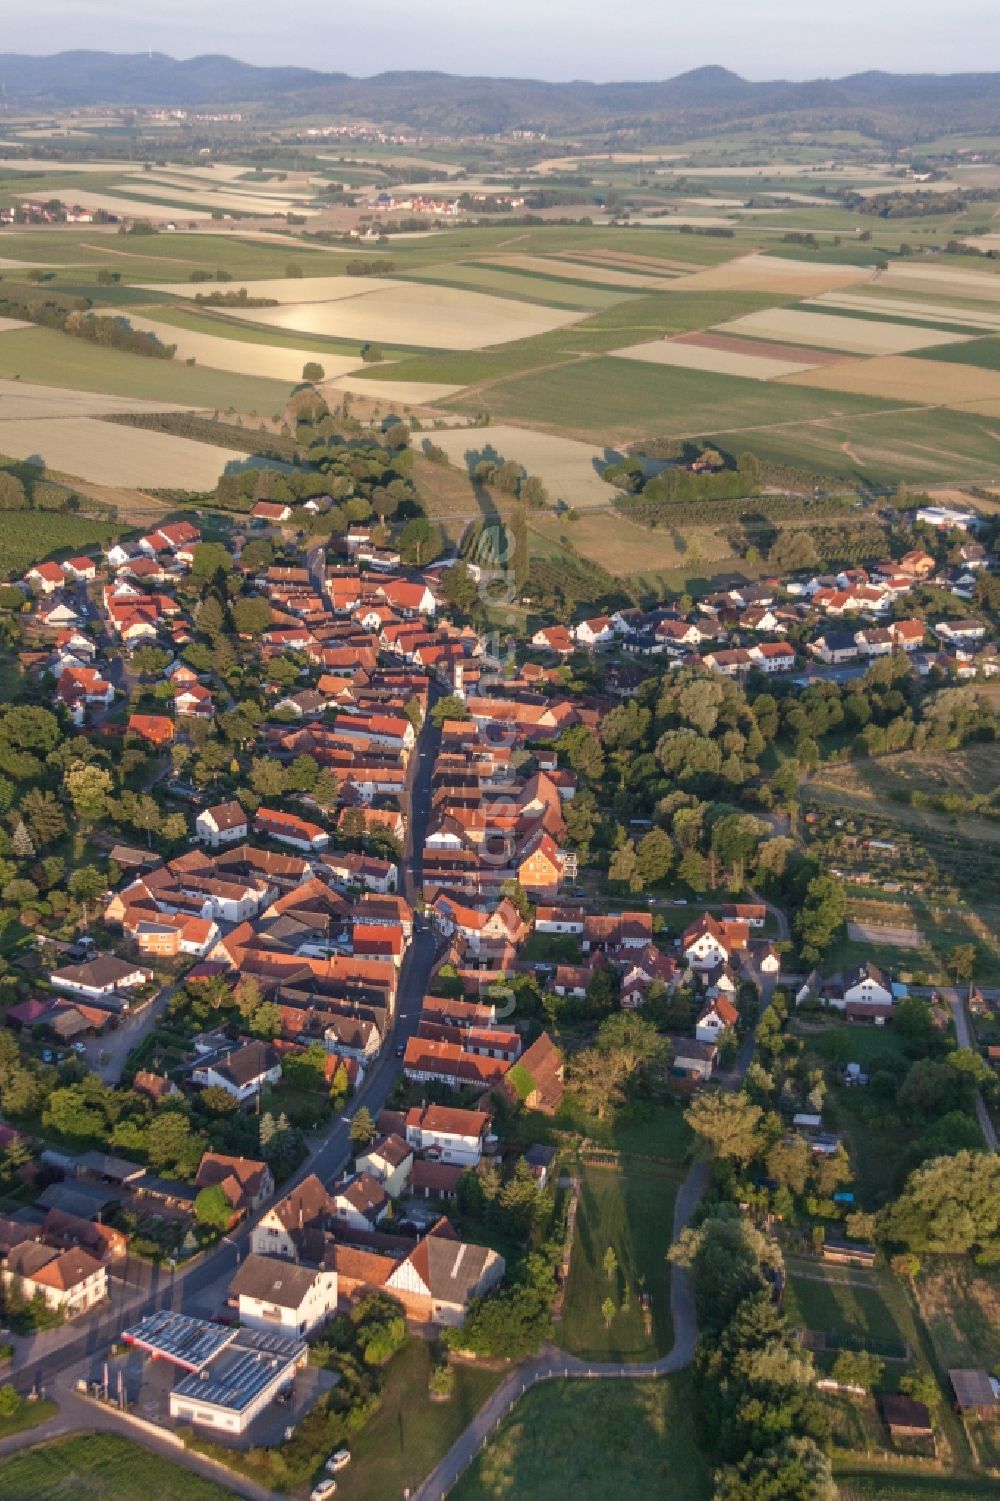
557,1163,679,1362
402,262,632,311
0,325,292,414
449,1374,712,1501
333,1340,504,1501
788,301,985,338
0,1432,233,1500
0,1396,58,1441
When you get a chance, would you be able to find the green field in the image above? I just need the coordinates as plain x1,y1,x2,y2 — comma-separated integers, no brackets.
915,336,1000,370
0,326,292,413
0,510,119,578
448,352,895,445
407,262,636,310
334,1340,504,1501
450,1375,712,1501
0,1433,233,1501
558,1164,678,1361
0,230,347,281
783,1263,907,1357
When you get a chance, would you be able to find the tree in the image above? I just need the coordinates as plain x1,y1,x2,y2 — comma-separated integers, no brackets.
431,695,469,729
302,362,325,382
713,1436,836,1501
949,943,976,985
635,827,674,886
439,562,478,614
194,1184,233,1231
68,864,104,920
603,1246,618,1281
199,1085,238,1115
191,543,233,580
608,839,641,891
888,1149,1000,1256
601,1296,615,1328
231,597,273,636
399,516,442,566
794,874,847,963
10,820,33,860
0,473,26,511
349,1106,377,1149
64,762,113,826
831,1349,884,1392
250,757,288,798
686,1091,763,1165
250,1002,281,1039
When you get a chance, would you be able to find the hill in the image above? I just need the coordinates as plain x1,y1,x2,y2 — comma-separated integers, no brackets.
2,53,1000,138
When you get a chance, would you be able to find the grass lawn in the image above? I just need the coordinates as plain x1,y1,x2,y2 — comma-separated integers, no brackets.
548,1093,693,1162
0,511,120,579
0,326,292,415
0,1433,233,1500
0,1397,58,1441
450,1374,712,1501
558,1163,678,1361
913,1262,1000,1373
783,1262,907,1357
334,1339,505,1501
834,1468,1000,1498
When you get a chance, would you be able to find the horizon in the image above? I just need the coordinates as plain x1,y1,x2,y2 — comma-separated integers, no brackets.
2,1,998,86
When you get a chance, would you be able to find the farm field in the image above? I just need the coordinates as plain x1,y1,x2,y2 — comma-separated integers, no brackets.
407,262,634,310
0,510,120,578
717,308,969,355
0,415,249,488
807,748,1000,847
784,354,1000,406
450,1376,712,1501
662,252,874,295
137,273,394,302
122,313,365,382
612,332,825,379
0,1433,234,1501
429,422,620,507
558,1164,678,1362
455,353,897,445
0,378,191,419
488,253,680,289
815,292,1000,333
219,282,586,350
0,327,292,413
326,375,464,404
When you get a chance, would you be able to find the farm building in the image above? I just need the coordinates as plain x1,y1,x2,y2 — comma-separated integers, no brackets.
949,1368,1000,1418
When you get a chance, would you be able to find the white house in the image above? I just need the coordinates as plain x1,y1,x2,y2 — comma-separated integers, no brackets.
196,801,249,847
356,1133,414,1199
331,1172,390,1231
405,1104,490,1167
192,1041,282,1103
4,1241,107,1317
750,642,797,674
843,962,893,1009
50,956,151,999
695,996,739,1044
573,616,616,650
228,1253,338,1337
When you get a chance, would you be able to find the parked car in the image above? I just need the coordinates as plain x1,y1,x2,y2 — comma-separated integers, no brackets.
310,1482,337,1501
326,1451,351,1473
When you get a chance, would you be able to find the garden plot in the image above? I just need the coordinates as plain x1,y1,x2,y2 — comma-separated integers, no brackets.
138,274,392,302
717,308,970,355
123,315,364,383
429,423,619,507
0,415,247,488
664,253,874,297
611,331,827,380
847,921,923,948
218,283,585,351
783,354,1000,405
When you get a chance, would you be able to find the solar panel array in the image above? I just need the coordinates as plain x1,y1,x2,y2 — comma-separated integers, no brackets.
122,1309,235,1370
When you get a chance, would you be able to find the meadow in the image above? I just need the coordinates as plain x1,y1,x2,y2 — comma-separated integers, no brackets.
558,1164,678,1362
449,1376,712,1501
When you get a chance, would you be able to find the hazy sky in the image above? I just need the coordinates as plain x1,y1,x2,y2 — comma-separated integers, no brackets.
3,0,999,80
